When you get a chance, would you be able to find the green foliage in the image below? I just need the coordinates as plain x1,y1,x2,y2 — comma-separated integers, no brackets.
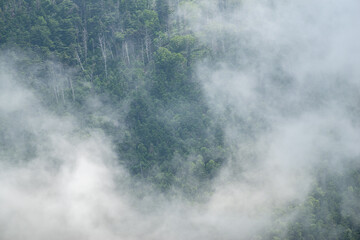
169,35,196,53
0,2,300,205
156,0,170,28
1,0,360,236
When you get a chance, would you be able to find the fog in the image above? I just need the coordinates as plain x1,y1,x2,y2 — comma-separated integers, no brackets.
1,0,360,239
186,0,360,237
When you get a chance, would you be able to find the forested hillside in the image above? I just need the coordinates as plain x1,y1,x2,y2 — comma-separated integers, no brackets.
0,0,226,196
1,0,360,239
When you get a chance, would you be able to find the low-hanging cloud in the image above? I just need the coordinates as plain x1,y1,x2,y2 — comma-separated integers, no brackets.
1,0,360,239
181,0,360,237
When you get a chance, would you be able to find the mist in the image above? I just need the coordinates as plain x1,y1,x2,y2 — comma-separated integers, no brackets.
1,0,360,239
185,0,360,237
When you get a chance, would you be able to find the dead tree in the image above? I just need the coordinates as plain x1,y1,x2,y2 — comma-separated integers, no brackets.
99,35,108,79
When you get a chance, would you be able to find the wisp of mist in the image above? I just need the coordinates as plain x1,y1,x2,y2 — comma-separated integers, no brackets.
1,0,360,239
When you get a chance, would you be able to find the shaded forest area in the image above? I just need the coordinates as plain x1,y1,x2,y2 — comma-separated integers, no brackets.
1,0,360,239
0,0,226,197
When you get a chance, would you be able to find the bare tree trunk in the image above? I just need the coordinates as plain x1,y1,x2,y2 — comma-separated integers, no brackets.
49,64,59,104
75,49,85,72
69,77,75,101
99,35,108,79
141,41,145,64
145,29,151,63
108,41,114,60
124,41,130,64
83,27,88,62
61,87,65,104
88,67,94,82
54,86,59,104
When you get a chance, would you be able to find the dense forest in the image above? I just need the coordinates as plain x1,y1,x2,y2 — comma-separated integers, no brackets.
0,0,227,196
1,0,360,239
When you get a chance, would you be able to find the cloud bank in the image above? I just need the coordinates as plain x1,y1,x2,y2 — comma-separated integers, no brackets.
1,0,360,239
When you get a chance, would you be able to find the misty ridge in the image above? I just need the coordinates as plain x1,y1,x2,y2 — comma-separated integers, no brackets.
1,0,360,239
